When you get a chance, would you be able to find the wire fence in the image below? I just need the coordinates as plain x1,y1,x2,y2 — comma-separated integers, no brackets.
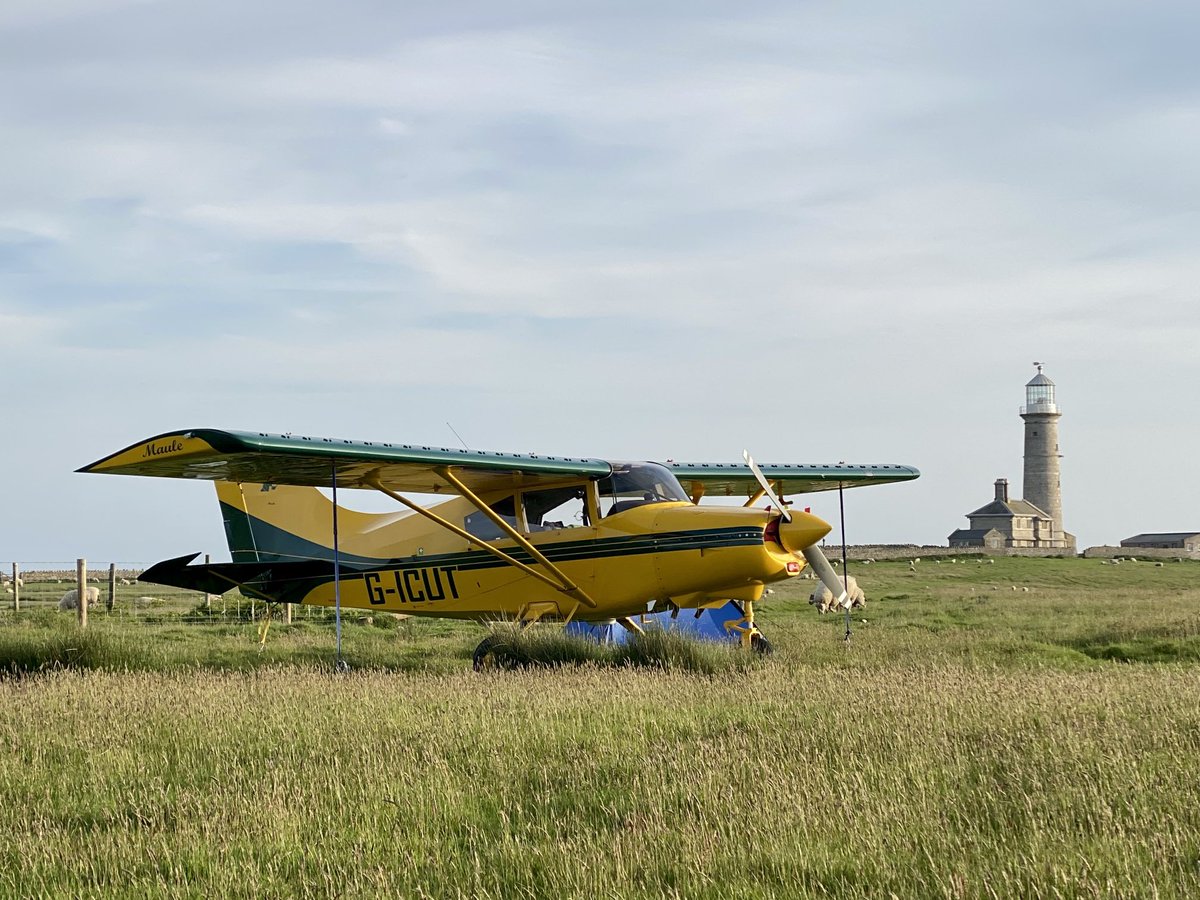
0,559,334,625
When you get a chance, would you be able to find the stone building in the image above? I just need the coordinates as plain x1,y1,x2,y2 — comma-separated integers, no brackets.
1120,533,1200,551
949,479,1059,549
949,365,1076,553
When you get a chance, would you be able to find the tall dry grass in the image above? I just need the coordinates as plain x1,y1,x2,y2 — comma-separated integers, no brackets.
2,663,1197,898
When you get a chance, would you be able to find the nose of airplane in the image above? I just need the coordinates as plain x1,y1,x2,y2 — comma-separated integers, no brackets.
777,511,832,554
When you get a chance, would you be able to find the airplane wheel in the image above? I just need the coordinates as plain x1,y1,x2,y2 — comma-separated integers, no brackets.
473,635,504,672
750,633,774,656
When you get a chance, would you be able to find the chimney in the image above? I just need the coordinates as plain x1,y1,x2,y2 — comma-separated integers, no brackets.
994,478,1009,503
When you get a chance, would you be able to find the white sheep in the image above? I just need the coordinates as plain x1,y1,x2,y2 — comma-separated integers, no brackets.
809,575,865,614
58,586,100,611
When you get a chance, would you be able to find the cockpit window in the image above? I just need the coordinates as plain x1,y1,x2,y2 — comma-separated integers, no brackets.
524,486,589,531
464,495,517,540
597,462,689,517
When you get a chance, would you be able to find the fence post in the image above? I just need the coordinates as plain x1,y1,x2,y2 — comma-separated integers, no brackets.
284,602,292,625
204,554,212,610
107,563,116,613
77,558,88,628
11,563,17,611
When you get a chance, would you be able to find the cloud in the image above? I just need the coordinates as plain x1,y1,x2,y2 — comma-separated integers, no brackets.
1,1,1198,557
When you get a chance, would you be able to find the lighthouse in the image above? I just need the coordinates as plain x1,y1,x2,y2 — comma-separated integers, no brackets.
1020,362,1064,545
949,364,1075,553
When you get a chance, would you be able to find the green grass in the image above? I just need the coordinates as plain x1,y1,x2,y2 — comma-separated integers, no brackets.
1,556,1198,897
475,621,760,674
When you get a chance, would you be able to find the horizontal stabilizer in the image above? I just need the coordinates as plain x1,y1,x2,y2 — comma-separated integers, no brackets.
139,553,344,603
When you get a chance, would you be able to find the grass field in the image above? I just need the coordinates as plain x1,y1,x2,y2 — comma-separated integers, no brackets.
1,556,1198,897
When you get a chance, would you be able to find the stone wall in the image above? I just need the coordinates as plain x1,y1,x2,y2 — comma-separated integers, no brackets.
1082,545,1200,560
816,543,1081,561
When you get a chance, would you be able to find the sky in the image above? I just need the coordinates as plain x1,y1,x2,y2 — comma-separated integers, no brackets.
1,0,1197,564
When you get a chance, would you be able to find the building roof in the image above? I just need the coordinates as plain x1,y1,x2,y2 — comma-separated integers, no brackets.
1121,533,1200,544
948,528,1002,542
967,498,1051,519
1026,371,1055,387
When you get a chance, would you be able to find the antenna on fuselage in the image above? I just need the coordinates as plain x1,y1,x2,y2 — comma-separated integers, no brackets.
447,422,471,451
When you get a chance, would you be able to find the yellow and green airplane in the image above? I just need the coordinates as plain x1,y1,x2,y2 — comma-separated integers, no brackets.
79,429,918,660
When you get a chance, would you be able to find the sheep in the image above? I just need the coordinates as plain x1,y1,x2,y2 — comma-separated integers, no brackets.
809,575,865,614
58,586,100,611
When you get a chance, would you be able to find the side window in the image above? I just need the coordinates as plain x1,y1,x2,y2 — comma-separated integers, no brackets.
464,495,517,540
523,486,588,531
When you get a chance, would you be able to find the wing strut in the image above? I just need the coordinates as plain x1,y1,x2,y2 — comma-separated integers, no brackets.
363,474,598,609
332,461,345,670
435,467,599,610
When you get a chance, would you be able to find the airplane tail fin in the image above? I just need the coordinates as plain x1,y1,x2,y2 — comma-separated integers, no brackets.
216,481,343,564
215,481,420,564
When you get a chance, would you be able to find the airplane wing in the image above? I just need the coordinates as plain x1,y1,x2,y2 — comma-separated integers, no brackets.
77,428,612,494
668,461,920,499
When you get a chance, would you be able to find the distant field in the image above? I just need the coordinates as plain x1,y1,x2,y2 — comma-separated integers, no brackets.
1,557,1198,897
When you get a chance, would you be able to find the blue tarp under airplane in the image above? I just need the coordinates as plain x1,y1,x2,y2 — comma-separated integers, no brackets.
566,601,750,645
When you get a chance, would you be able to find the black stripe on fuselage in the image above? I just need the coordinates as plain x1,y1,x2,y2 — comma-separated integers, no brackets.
218,502,763,572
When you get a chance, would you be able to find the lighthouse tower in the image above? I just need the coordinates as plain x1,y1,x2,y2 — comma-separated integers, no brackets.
1020,363,1064,544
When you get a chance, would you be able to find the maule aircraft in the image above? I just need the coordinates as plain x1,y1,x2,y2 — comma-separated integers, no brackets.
79,429,919,664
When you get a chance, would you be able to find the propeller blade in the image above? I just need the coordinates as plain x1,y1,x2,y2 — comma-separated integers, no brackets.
801,545,850,610
743,450,791,522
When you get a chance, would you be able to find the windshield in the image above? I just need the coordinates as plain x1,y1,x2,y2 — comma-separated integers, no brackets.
597,462,689,517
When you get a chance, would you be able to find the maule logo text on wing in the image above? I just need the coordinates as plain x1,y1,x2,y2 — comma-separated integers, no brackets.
142,439,185,459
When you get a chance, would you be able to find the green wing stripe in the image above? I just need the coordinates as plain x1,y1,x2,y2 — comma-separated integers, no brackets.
78,428,612,491
670,462,920,497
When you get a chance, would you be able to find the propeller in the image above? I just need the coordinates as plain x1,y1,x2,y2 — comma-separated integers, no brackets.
743,450,791,522
744,450,850,610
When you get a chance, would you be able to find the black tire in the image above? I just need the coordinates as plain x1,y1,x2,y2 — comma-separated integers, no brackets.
750,633,774,656
473,635,504,672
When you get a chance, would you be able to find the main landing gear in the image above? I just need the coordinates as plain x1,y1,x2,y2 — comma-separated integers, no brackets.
472,634,505,672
